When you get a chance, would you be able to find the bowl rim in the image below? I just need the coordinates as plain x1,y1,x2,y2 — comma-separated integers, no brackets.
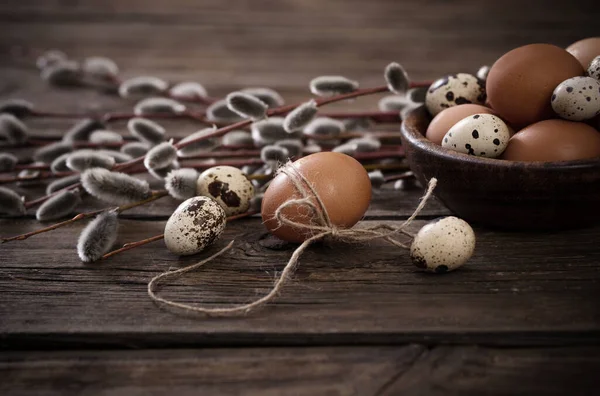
401,105,600,170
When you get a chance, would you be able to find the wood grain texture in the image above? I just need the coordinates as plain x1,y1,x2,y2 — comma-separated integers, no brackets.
1,218,599,348
1,346,598,396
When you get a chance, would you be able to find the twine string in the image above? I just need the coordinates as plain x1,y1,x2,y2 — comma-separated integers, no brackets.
148,161,437,317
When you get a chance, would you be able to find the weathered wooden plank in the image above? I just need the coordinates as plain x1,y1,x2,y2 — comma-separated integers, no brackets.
1,345,598,396
1,218,598,348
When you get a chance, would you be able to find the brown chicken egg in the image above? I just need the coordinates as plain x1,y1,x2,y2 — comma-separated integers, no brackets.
426,104,497,145
487,44,584,128
501,119,600,162
261,152,371,243
566,37,600,69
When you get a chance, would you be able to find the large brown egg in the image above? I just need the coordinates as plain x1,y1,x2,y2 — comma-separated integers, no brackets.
501,119,600,162
566,37,600,69
426,104,497,145
487,44,584,128
261,152,371,243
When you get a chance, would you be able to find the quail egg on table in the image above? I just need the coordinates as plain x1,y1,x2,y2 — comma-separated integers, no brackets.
410,216,476,273
425,73,486,116
551,76,600,121
196,165,255,216
441,113,511,158
588,56,600,81
164,196,227,256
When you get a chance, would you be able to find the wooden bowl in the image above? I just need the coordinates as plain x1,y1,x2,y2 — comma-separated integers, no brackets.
400,106,600,230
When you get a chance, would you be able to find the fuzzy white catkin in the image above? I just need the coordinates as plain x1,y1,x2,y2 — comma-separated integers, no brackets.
240,87,285,108
89,130,124,144
149,160,180,180
226,91,268,120
206,99,243,123
0,152,18,172
0,99,34,118
165,168,199,200
0,186,25,215
251,117,291,146
62,119,105,143
127,118,166,145
176,128,219,157
275,139,303,158
36,49,67,70
332,143,357,156
46,174,80,195
83,56,119,80
144,141,177,170
368,170,385,189
66,151,116,172
169,82,208,100
77,211,119,262
309,76,359,96
81,168,151,205
222,130,253,147
283,100,318,133
36,189,81,221
41,60,82,87
120,141,150,157
33,142,73,164
118,76,168,98
50,152,73,173
98,150,132,164
260,145,289,164
477,65,491,81
134,97,186,116
0,113,29,144
384,62,410,95
408,87,427,103
303,117,345,137
17,167,42,187
347,137,381,152
378,95,412,112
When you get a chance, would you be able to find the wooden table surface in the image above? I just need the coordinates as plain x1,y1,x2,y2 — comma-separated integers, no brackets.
1,1,599,395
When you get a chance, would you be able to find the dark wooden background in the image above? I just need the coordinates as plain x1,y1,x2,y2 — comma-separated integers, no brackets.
1,1,599,395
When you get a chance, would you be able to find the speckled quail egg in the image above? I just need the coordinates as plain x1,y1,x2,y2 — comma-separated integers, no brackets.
196,165,254,216
164,196,227,256
441,114,511,158
410,216,476,273
425,73,486,116
588,56,600,81
551,76,600,121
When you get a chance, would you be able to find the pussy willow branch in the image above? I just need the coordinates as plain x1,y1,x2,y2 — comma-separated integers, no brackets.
22,83,415,208
1,190,169,243
100,210,259,260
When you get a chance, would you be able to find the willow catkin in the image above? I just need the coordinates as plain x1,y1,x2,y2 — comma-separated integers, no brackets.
347,137,381,152
98,150,132,164
0,152,18,172
407,87,427,103
62,119,106,143
275,139,303,158
127,118,166,145
89,130,124,145
36,189,81,221
36,49,67,70
240,87,285,108
17,167,42,187
283,100,318,133
169,82,208,101
222,130,253,147
309,75,359,96
77,211,119,263
251,117,289,146
176,128,219,157
226,91,268,120
144,141,177,171
332,143,357,156
368,170,385,189
477,65,490,81
342,117,373,132
165,168,199,200
149,160,180,180
0,186,25,215
46,174,80,195
303,117,345,137
0,99,34,118
66,151,116,172
378,95,412,112
50,152,73,173
83,56,119,80
260,145,289,164
206,99,243,123
384,62,410,95
118,76,168,98
0,113,29,144
121,141,150,157
33,141,73,164
81,168,151,205
134,97,186,116
41,60,82,87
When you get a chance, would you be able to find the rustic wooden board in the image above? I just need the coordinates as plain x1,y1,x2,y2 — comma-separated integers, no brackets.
1,345,598,396
1,218,599,348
